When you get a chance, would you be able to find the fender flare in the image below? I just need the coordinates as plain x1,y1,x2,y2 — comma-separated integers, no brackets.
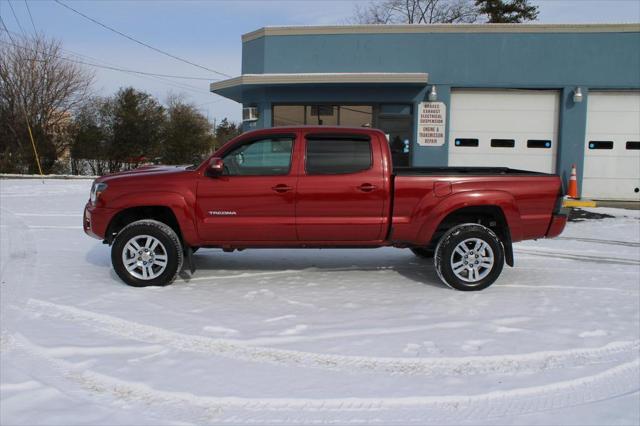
415,190,522,263
106,191,199,246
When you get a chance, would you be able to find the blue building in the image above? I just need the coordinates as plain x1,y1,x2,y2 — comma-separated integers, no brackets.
211,23,640,201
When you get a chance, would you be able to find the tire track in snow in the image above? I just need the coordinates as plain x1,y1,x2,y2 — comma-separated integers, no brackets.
515,248,640,265
7,333,640,424
26,299,640,378
555,236,640,248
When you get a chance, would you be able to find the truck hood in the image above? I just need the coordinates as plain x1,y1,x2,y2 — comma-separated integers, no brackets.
96,165,193,183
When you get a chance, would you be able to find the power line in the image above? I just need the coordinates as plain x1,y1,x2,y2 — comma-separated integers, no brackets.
0,27,227,120
7,0,27,37
24,0,37,34
0,34,226,101
53,0,232,78
0,38,208,96
0,34,216,82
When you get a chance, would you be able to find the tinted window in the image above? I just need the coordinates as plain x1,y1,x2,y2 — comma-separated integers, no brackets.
222,137,293,176
528,140,552,149
588,141,613,150
626,141,640,150
306,138,372,175
491,139,515,148
455,138,479,147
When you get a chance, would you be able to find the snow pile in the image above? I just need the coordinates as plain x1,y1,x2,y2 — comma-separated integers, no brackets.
1,179,639,425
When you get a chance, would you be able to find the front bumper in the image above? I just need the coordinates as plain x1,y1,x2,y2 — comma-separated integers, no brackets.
545,207,570,238
83,202,116,240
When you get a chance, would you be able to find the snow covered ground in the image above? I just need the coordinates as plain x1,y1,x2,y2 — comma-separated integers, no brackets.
1,178,639,425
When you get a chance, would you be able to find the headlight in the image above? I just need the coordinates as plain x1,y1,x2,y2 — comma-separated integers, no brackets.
90,182,108,205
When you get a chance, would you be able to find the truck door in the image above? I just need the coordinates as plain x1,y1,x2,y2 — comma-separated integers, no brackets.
196,134,298,242
295,133,387,242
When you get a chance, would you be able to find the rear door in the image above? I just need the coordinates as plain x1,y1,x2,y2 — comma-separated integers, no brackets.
196,133,299,242
295,132,387,242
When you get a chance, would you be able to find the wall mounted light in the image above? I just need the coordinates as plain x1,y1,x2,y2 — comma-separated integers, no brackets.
573,87,583,103
428,85,438,102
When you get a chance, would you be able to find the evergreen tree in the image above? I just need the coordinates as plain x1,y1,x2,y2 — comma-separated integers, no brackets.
108,87,165,171
162,98,215,164
475,0,538,23
215,118,242,147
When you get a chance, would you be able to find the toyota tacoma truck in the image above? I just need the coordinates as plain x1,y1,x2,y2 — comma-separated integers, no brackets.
84,126,568,291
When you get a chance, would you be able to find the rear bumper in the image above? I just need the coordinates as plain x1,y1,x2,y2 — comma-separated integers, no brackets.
83,203,116,240
545,207,570,238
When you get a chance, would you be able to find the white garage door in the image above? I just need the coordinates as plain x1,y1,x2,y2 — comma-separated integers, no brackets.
583,91,640,201
449,90,559,173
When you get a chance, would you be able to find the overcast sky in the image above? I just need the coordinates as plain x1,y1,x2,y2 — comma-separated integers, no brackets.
1,0,639,123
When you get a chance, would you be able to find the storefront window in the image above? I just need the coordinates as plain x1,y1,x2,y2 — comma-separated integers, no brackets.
306,105,338,126
272,104,412,166
272,105,305,126
339,105,373,127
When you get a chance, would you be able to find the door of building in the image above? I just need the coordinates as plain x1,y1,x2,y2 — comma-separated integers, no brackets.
448,89,560,173
583,91,640,200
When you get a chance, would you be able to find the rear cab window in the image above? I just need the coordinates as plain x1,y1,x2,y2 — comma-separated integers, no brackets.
305,134,372,175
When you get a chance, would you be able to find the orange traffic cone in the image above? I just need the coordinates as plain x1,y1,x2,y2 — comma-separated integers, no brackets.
567,164,578,199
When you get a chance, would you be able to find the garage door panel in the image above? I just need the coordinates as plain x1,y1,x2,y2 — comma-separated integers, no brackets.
583,91,640,200
449,90,559,174
452,153,555,173
452,91,559,110
453,111,557,133
587,112,640,135
584,156,640,178
587,93,640,111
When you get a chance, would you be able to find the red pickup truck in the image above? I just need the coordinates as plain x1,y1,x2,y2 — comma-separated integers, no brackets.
84,126,568,291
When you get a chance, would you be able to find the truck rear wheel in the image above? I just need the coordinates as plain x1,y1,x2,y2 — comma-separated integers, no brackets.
111,219,183,287
434,223,504,291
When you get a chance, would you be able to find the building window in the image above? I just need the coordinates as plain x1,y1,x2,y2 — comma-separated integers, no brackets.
306,105,338,126
491,139,515,148
273,105,372,127
305,137,372,175
339,105,374,127
588,141,614,150
272,104,411,166
272,105,305,126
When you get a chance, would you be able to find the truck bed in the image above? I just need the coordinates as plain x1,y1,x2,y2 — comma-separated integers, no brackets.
393,166,552,176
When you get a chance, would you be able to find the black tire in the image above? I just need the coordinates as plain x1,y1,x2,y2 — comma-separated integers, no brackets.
111,219,183,287
410,247,434,259
434,223,504,291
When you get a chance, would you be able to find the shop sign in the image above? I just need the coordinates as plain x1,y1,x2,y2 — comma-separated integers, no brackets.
417,102,446,147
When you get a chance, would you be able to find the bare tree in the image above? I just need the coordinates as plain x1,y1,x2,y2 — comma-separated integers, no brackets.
0,34,93,173
353,0,479,24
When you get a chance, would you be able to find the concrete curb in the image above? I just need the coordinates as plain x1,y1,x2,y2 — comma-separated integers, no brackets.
563,199,597,208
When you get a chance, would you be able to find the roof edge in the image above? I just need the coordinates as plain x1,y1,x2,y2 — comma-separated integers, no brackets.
242,23,640,42
210,72,429,92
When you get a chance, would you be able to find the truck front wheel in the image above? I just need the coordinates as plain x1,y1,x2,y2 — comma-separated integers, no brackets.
434,223,504,291
111,219,183,287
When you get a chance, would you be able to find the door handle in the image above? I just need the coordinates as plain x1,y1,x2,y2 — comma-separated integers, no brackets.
272,184,293,193
358,183,377,192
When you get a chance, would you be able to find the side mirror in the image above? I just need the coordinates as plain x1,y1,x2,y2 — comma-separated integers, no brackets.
207,157,224,176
